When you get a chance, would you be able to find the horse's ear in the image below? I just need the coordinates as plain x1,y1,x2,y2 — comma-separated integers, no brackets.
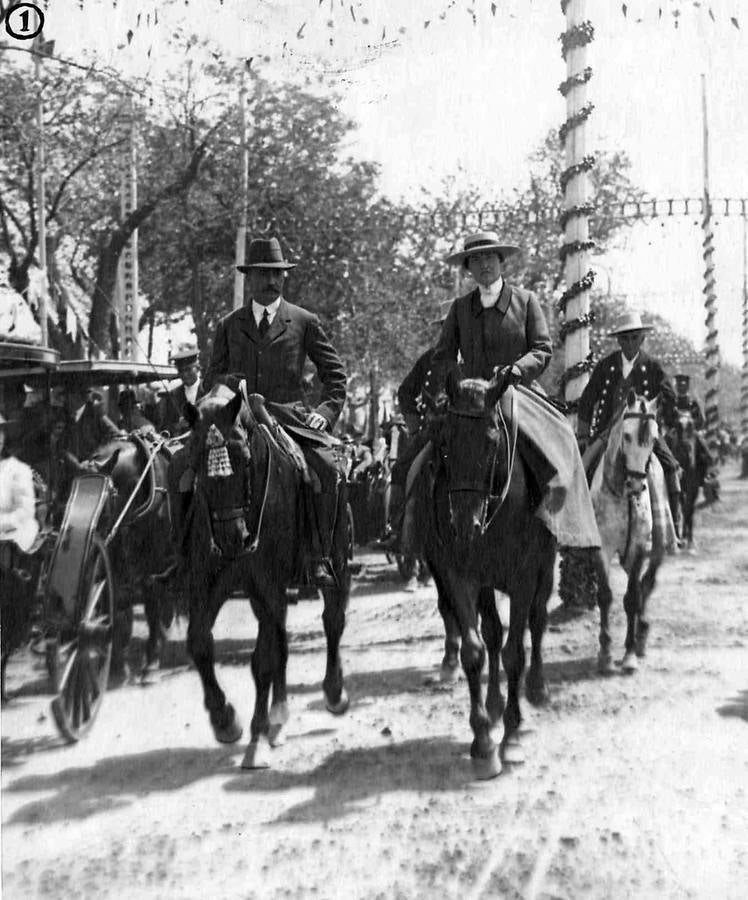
223,389,243,427
626,387,637,408
646,395,659,416
96,448,121,477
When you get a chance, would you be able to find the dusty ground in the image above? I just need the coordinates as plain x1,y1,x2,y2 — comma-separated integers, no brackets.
2,461,747,900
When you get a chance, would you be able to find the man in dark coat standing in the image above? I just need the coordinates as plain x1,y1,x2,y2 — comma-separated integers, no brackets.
204,236,347,586
576,312,683,538
157,345,205,436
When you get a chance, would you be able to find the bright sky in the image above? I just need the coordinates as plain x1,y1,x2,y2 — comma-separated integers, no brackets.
8,0,748,364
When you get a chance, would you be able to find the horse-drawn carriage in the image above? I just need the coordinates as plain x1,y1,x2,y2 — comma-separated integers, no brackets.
0,342,177,741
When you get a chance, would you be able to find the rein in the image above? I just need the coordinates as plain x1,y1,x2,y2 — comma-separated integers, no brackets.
204,422,273,555
104,436,167,548
445,392,517,536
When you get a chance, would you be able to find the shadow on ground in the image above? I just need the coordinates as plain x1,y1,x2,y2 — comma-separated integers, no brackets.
223,735,475,824
4,746,238,826
716,689,748,723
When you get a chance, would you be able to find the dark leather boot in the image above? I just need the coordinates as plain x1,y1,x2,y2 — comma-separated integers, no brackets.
665,469,683,545
377,483,404,551
309,491,337,587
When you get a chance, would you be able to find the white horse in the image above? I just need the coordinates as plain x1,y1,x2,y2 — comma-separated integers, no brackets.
590,390,675,675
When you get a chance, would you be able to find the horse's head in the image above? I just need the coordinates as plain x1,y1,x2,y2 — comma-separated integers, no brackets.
437,369,509,549
616,389,659,496
187,382,255,559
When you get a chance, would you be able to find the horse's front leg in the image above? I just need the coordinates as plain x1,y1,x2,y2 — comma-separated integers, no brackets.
448,573,501,780
268,609,289,748
431,562,461,682
622,549,646,673
321,582,349,715
186,574,242,745
477,586,503,725
591,549,616,675
636,547,663,659
241,607,279,769
500,585,533,765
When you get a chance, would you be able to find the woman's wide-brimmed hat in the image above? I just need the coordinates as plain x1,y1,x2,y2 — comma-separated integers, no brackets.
236,237,296,273
429,298,453,325
445,231,521,267
608,311,654,336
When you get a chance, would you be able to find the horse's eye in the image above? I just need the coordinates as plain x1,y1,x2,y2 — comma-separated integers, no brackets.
623,433,631,443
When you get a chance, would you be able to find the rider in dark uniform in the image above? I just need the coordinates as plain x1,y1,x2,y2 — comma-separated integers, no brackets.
576,313,683,538
672,373,715,474
379,300,450,551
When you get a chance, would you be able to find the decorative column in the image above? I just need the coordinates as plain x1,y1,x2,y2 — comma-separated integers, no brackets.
741,208,748,477
701,74,721,454
558,0,598,610
116,100,140,361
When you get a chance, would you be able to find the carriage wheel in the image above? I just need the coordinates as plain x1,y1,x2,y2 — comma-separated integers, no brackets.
50,536,114,743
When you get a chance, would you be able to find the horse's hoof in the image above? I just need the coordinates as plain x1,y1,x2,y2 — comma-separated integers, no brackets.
325,687,349,716
621,652,639,674
267,701,289,747
403,576,418,593
525,680,550,707
471,748,502,780
500,737,526,766
635,640,648,659
597,653,616,676
212,704,243,744
241,736,271,770
440,663,460,684
267,726,286,748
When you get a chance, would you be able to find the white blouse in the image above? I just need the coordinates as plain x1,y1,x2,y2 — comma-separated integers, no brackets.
0,455,39,552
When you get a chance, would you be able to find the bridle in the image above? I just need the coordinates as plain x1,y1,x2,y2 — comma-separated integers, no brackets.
620,409,657,486
199,422,273,556
443,397,516,536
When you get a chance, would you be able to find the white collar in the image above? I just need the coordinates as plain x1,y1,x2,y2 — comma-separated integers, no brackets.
183,380,200,405
621,351,639,377
478,276,504,308
251,296,281,326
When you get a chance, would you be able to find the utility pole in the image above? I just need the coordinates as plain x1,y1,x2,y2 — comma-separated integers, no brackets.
701,74,721,454
233,64,250,310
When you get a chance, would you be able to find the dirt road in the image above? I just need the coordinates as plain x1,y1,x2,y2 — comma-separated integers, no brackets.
2,462,747,899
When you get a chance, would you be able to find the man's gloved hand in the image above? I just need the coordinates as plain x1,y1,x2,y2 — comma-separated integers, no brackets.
492,364,521,393
305,411,328,431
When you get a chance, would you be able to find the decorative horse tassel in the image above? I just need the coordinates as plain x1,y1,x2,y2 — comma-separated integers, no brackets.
206,424,233,478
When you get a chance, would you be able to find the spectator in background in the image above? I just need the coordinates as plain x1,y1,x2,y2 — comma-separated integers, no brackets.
157,345,204,436
0,412,39,554
117,387,155,433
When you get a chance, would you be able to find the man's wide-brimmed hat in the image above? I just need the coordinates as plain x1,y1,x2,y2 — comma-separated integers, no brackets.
445,231,521,267
236,237,296,273
608,311,654,336
430,298,453,325
170,343,199,368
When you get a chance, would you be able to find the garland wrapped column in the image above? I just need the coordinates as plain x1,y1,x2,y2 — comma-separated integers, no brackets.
558,0,598,609
701,75,721,456
741,209,748,477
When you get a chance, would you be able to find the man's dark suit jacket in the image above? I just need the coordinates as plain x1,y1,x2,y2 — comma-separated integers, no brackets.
432,282,552,385
397,346,440,432
577,349,677,440
204,298,347,430
157,381,205,436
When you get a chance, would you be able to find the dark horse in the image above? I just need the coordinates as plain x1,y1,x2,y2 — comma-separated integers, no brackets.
666,409,707,551
85,431,180,679
177,383,350,769
414,372,557,779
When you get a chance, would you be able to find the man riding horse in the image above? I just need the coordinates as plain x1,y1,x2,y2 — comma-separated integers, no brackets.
203,236,347,587
673,373,714,472
378,299,450,552
576,312,684,542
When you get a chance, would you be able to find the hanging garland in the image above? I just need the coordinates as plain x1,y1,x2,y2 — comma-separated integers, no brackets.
559,202,596,230
559,21,595,60
558,66,593,97
559,102,595,146
557,269,596,316
558,311,596,343
559,238,596,265
559,155,596,193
